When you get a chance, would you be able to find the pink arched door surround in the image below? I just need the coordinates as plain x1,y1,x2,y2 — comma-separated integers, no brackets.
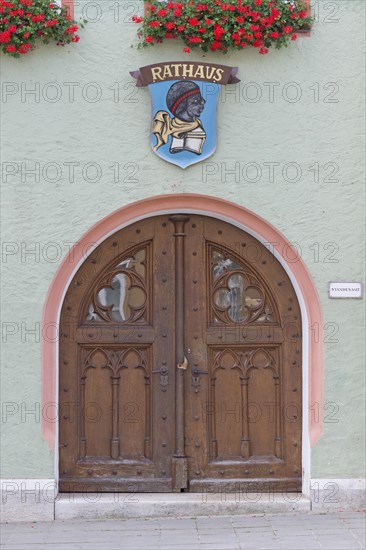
41,194,324,452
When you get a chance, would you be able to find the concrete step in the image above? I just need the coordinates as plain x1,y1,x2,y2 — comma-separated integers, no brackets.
56,492,311,520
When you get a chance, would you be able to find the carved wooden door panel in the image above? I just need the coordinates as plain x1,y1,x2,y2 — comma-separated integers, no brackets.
184,216,302,492
59,217,177,492
59,214,302,493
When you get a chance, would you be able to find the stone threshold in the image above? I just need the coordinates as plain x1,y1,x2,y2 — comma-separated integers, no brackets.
55,492,311,520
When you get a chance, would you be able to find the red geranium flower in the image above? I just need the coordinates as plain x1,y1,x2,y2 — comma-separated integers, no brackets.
132,0,314,56
18,42,31,53
0,30,11,43
210,40,221,51
213,23,225,39
31,13,44,22
65,24,78,34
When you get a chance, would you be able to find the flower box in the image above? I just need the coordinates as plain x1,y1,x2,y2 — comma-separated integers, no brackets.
133,0,313,55
0,0,85,58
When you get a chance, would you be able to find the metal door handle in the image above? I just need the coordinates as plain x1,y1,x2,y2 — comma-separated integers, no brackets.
177,356,188,370
192,367,208,376
191,364,208,392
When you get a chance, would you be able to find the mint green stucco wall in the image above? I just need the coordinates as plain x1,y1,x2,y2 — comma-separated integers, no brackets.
1,0,365,480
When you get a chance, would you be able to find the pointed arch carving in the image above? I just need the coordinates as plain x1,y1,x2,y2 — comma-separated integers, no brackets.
248,348,277,375
82,243,151,325
209,243,280,326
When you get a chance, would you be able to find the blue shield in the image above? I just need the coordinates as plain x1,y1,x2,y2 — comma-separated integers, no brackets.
148,80,220,169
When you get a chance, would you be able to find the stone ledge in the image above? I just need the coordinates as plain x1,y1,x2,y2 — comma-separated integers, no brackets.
55,493,311,521
1,479,55,523
2,478,365,523
309,478,366,512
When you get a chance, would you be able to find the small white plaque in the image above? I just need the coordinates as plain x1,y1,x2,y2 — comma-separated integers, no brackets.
329,282,363,299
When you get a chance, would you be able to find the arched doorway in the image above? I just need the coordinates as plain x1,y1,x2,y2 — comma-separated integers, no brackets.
58,214,302,493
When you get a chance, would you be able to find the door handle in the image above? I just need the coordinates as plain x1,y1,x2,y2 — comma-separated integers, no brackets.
177,356,188,370
152,366,169,391
191,365,208,393
192,366,208,376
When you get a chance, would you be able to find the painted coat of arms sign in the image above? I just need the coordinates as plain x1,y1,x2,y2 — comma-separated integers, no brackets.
131,62,240,169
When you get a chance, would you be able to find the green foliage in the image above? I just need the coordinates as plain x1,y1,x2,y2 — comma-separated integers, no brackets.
0,0,87,58
133,0,313,55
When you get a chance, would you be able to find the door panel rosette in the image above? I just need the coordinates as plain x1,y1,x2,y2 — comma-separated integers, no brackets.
84,246,149,324
212,270,268,325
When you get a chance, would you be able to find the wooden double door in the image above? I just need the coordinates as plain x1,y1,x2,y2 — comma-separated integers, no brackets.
59,215,302,493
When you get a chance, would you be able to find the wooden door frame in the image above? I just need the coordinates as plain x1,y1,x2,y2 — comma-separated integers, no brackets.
41,194,324,497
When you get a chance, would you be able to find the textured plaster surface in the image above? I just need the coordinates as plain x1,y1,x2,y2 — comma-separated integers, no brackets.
0,1,365,479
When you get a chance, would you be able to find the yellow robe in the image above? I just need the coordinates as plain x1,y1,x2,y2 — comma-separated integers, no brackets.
152,111,206,152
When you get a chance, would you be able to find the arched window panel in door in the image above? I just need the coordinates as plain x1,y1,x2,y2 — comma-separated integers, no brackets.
83,244,150,324
208,244,280,325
